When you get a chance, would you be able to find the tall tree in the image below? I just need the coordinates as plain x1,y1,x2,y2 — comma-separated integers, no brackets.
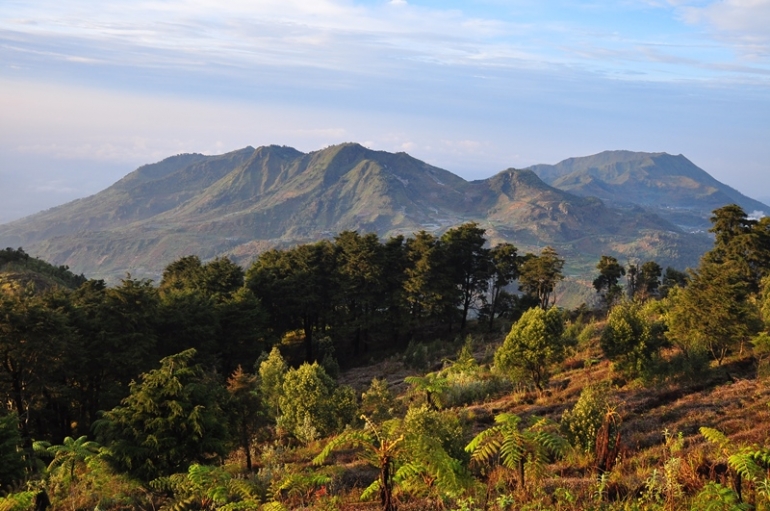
518,247,565,310
705,205,770,292
637,261,663,301
486,243,520,330
0,293,70,442
440,222,491,330
593,255,625,310
94,349,229,481
403,231,456,329
246,241,337,362
225,366,262,471
67,277,159,431
667,260,760,366
334,231,386,356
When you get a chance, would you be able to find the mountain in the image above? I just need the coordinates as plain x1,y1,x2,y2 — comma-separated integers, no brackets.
527,151,769,231
0,144,713,282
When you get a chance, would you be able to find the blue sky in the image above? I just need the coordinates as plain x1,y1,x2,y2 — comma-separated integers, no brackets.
2,0,770,223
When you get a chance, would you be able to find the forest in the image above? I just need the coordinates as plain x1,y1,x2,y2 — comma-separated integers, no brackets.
1,204,770,510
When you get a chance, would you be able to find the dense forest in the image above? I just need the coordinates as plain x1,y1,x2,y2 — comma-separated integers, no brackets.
1,205,770,510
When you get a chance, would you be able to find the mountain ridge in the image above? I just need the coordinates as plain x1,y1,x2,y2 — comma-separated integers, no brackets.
527,150,767,230
0,144,731,282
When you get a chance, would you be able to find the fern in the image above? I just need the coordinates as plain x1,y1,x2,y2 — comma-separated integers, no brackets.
700,427,731,452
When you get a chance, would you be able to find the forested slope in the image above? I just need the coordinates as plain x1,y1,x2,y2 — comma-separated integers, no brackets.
1,206,770,510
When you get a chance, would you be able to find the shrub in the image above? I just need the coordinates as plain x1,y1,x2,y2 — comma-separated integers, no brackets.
494,307,567,390
258,346,287,420
279,362,356,443
600,301,665,381
361,378,397,423
560,383,613,454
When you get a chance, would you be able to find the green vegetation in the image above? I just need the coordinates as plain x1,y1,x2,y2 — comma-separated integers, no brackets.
1,206,770,510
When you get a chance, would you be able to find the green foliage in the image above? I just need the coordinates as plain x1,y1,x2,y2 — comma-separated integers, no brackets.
404,373,449,410
0,413,25,487
691,482,750,511
361,378,397,423
150,463,264,511
225,366,263,471
518,246,565,310
560,383,613,454
0,491,35,511
494,306,567,390
35,435,101,482
0,292,70,441
278,362,355,443
403,405,467,462
94,349,230,481
440,222,491,330
258,347,287,420
600,301,665,380
465,412,569,487
667,260,760,365
593,255,625,310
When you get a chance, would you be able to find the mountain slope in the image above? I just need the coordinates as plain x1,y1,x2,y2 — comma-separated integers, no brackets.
528,151,768,231
0,144,714,282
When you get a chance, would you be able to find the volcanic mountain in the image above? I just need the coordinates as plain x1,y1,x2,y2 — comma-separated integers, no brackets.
0,143,721,282
527,150,768,231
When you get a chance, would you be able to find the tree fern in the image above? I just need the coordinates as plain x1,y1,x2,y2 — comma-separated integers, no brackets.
465,412,567,487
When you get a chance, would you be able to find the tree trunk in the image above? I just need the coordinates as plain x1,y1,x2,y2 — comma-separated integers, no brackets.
380,456,395,511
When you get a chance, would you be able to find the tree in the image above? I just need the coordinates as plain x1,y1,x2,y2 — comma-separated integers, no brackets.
314,416,405,511
404,373,449,410
35,435,100,481
494,306,566,390
593,255,625,310
486,243,520,330
94,349,229,481
67,277,159,432
0,293,70,442
440,222,491,330
0,413,26,487
334,231,386,356
660,266,688,297
246,242,337,361
666,261,760,366
518,247,564,309
706,205,770,293
160,255,244,302
257,346,287,421
403,231,457,328
600,301,665,379
637,260,663,300
226,366,263,471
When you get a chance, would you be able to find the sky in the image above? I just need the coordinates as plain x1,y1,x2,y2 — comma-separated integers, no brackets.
1,0,770,224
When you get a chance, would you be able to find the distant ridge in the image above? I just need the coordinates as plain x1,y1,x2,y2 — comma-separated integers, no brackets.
527,150,768,231
0,144,724,282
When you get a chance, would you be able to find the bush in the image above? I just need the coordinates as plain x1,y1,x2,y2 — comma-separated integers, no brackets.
404,405,468,462
494,307,567,391
560,383,613,454
361,378,398,422
258,346,287,420
279,362,356,443
600,301,665,381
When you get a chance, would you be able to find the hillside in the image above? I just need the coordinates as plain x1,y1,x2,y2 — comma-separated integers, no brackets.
528,151,769,231
0,144,716,282
0,247,86,295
